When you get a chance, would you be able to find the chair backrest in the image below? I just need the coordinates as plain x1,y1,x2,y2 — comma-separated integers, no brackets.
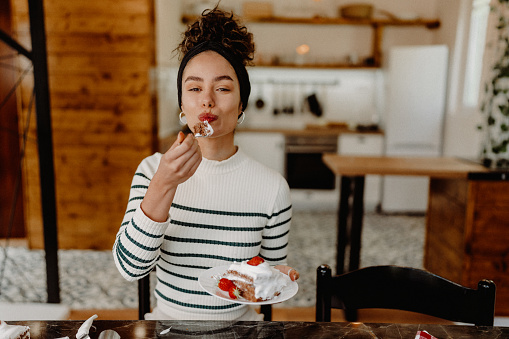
315,264,496,326
138,273,272,320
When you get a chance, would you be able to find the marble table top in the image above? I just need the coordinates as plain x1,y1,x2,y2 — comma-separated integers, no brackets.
8,320,509,338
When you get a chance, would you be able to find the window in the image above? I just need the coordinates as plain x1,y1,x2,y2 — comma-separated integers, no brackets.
463,0,490,107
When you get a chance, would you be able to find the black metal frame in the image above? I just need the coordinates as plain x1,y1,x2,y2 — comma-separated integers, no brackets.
0,0,59,303
336,176,365,275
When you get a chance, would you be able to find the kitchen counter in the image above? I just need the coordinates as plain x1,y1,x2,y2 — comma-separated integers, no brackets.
160,126,383,152
237,126,384,136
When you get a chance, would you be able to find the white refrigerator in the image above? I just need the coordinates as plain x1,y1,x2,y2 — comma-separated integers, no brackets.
381,45,449,213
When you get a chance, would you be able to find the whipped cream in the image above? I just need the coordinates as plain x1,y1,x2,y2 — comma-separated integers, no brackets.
194,120,214,137
224,261,289,300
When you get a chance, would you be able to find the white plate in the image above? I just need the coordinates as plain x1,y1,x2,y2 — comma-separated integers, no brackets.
198,265,298,305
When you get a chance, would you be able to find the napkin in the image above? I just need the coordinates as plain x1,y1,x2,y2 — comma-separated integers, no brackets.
0,320,30,339
76,314,98,339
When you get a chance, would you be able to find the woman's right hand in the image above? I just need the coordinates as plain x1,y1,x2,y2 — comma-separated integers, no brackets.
141,131,202,222
157,131,202,187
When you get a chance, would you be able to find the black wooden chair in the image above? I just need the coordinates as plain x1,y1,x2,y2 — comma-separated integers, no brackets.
315,264,496,326
138,273,272,320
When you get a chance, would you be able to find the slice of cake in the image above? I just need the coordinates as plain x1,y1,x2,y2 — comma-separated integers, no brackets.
193,120,214,137
0,321,30,339
222,256,289,302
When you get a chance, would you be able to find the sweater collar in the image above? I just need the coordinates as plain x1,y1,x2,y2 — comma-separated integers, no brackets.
197,147,247,174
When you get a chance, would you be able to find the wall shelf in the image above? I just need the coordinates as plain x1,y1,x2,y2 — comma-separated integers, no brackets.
181,15,441,68
182,15,440,27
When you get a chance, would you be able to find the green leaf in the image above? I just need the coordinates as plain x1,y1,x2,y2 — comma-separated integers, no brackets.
501,105,509,116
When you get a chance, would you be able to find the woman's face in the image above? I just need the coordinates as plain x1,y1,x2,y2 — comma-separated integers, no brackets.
180,50,242,138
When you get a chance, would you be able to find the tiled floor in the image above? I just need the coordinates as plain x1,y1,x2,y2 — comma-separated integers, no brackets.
0,211,425,311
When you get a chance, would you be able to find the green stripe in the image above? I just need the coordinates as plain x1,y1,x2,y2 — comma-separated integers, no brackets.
135,172,151,181
160,250,244,263
172,203,269,218
131,184,148,190
117,245,155,271
171,219,263,232
132,218,162,239
155,289,240,310
263,229,289,240
157,263,198,281
117,238,155,264
158,256,212,270
270,205,292,219
171,203,291,220
128,196,144,203
164,235,260,247
261,242,288,251
124,228,160,251
115,250,152,279
265,217,291,229
157,276,209,295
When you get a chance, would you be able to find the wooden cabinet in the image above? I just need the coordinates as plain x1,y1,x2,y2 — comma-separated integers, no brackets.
182,15,440,68
425,178,509,315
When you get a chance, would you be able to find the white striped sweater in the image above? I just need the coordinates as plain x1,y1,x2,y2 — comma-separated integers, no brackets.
112,148,292,320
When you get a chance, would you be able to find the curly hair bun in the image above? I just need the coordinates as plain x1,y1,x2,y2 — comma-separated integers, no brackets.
178,7,255,66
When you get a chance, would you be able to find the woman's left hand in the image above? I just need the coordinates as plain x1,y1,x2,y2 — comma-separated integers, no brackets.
274,265,300,281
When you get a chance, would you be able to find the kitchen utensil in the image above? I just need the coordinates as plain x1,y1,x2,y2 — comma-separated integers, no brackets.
273,82,281,115
255,98,265,109
255,83,265,109
307,93,322,117
98,330,121,339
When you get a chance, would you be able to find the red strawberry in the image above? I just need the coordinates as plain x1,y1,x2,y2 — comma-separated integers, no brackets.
228,286,241,299
247,256,264,266
217,278,234,292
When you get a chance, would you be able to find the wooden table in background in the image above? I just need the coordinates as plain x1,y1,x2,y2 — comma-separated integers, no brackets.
425,171,509,315
321,155,488,274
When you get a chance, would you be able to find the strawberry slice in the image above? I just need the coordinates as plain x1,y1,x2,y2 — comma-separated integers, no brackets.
217,278,234,292
247,256,264,266
228,286,241,299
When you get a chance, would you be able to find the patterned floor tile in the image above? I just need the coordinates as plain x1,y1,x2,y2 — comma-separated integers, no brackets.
0,212,425,310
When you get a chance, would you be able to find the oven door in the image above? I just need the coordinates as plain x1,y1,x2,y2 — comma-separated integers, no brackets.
285,139,337,190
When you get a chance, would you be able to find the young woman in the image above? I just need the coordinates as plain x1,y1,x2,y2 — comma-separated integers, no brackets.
113,7,299,321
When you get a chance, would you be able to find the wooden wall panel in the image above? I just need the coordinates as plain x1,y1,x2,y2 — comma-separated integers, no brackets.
11,0,155,249
0,0,25,238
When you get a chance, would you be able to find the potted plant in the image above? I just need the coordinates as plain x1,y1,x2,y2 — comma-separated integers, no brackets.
479,0,509,169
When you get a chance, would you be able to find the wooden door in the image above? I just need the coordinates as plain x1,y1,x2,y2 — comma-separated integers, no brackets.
0,0,25,238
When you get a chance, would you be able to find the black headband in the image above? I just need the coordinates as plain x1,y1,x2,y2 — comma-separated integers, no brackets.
177,41,251,112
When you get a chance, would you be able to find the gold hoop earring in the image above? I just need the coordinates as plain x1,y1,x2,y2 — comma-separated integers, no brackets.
237,112,245,125
179,112,187,125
